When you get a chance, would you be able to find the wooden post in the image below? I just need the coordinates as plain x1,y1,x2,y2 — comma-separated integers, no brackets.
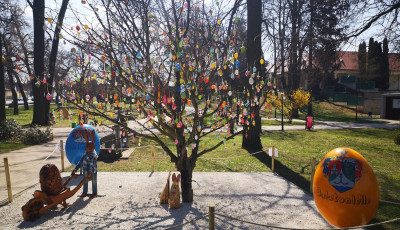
60,140,65,172
209,205,215,230
151,144,155,172
4,158,13,203
310,157,316,194
271,146,275,173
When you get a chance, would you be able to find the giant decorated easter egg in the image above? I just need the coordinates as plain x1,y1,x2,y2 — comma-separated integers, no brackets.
65,124,100,165
313,148,379,228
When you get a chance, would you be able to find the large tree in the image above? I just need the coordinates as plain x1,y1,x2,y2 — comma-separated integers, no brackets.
57,0,274,203
312,0,350,91
243,0,263,150
27,0,70,125
29,0,47,125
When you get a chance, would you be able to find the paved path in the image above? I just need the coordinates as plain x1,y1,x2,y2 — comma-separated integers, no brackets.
0,127,113,204
262,118,399,131
0,119,398,203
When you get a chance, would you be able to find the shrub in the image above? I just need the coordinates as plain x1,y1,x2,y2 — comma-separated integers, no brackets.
21,126,53,145
395,130,400,145
0,119,22,141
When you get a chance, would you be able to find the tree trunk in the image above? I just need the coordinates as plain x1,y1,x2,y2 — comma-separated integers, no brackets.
6,64,18,115
32,0,48,126
179,155,193,203
46,0,69,124
243,0,263,151
0,33,5,121
242,107,262,150
307,0,314,117
15,75,29,110
4,37,18,115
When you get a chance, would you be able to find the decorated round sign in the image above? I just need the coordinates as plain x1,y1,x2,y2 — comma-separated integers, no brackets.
65,124,100,165
313,147,379,228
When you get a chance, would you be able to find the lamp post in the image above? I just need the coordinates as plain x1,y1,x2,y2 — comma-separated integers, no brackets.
281,92,285,131
356,91,358,120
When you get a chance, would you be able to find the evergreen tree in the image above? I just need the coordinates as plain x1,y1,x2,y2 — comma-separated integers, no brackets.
367,38,379,83
358,41,367,80
381,37,389,90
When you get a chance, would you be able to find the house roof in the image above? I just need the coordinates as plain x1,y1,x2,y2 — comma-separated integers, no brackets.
338,51,400,71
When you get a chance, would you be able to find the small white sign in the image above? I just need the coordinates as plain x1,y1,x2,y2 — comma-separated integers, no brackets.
55,143,66,154
393,99,400,109
268,148,278,157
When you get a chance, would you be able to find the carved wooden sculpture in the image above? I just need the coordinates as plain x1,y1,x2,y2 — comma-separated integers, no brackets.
169,173,181,209
39,164,64,196
160,172,171,204
22,164,89,221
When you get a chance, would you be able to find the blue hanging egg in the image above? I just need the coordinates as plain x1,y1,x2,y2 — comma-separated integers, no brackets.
176,63,181,71
253,66,257,73
234,60,240,68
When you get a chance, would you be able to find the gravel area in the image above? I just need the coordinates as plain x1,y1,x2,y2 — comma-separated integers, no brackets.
1,172,332,229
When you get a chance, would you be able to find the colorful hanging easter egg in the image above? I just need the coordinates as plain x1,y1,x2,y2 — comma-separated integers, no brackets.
313,147,379,228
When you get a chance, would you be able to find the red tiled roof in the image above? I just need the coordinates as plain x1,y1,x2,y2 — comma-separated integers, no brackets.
338,51,359,70
338,51,400,71
389,53,400,71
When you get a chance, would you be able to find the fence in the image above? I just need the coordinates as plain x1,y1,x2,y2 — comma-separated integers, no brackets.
163,204,400,230
0,140,66,206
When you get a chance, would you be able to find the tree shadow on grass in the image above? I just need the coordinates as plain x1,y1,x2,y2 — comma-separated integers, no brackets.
246,147,311,194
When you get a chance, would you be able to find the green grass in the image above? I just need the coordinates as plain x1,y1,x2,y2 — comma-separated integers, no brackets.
91,134,268,172
311,101,383,123
5,103,125,127
0,142,29,154
260,100,385,123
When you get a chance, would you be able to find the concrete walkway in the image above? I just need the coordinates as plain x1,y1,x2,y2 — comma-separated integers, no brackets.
0,119,398,204
0,127,113,204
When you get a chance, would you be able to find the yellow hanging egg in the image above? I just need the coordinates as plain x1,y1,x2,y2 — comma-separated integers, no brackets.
84,25,88,30
217,19,221,25
260,59,264,64
234,53,238,59
47,18,52,23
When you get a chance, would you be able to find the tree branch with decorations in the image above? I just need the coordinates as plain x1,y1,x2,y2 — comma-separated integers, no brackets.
44,0,274,202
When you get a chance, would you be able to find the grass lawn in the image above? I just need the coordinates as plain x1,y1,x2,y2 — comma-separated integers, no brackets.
5,104,127,127
309,100,385,123
89,128,400,229
0,142,29,154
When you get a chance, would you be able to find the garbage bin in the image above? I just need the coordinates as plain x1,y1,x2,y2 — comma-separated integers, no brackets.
71,122,76,128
